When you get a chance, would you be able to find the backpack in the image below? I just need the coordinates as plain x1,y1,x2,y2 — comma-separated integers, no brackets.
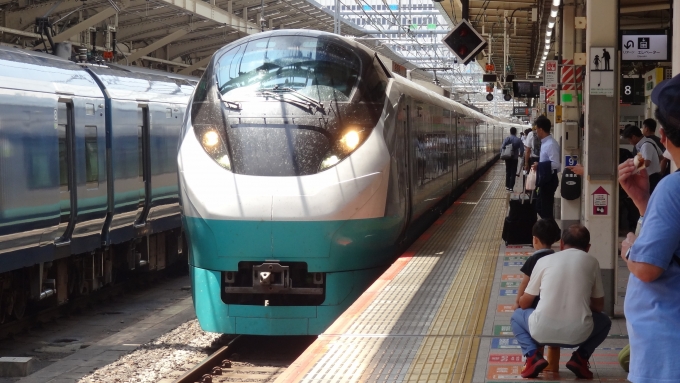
531,131,541,158
641,139,663,161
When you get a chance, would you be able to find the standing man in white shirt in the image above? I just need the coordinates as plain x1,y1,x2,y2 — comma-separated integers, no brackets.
524,128,540,172
511,224,611,379
531,116,561,219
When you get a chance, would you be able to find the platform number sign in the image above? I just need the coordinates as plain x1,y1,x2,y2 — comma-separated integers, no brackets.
592,186,610,216
548,104,555,113
621,78,644,104
565,155,578,167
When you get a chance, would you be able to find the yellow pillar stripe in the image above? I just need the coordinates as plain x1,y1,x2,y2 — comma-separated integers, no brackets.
405,171,507,383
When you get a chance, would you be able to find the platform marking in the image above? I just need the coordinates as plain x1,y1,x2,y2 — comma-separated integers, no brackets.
499,289,517,296
275,165,502,383
487,365,522,380
491,338,521,349
503,256,529,262
501,274,523,281
404,170,507,383
500,281,520,288
504,251,532,256
497,304,515,313
503,262,524,267
493,325,513,336
489,354,523,363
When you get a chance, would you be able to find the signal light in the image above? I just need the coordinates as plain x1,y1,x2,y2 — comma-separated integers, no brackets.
442,19,487,65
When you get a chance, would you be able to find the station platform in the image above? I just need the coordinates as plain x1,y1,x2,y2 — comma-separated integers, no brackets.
275,162,629,383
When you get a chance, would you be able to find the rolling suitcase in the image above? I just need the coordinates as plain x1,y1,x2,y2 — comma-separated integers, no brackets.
502,191,537,245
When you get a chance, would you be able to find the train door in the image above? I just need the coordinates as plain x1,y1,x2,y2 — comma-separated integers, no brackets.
55,101,77,246
403,103,413,228
451,110,458,189
135,105,151,227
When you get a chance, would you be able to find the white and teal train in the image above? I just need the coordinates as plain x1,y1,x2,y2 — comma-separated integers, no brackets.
179,29,515,335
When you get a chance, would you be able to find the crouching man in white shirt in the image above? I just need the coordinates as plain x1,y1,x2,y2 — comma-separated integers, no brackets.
511,224,611,379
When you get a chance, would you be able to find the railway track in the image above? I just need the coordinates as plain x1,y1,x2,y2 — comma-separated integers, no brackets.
174,335,315,383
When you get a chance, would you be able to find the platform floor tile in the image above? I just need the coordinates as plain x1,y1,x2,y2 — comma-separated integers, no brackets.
276,164,509,383
471,240,630,383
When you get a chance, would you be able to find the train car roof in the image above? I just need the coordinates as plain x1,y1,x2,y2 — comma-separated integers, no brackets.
106,63,199,83
86,64,196,104
0,46,103,98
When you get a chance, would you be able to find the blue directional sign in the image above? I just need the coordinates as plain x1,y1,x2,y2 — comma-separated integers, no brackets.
548,104,555,113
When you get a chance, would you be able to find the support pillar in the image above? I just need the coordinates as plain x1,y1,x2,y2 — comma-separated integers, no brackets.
672,0,680,172
583,0,618,316
560,3,580,228
675,0,680,76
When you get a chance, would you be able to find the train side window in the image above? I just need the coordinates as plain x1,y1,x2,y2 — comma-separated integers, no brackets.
138,108,144,178
165,108,172,118
85,103,95,116
57,103,70,191
85,126,98,187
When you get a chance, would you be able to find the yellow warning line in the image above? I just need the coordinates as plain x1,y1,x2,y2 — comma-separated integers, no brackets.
404,170,507,383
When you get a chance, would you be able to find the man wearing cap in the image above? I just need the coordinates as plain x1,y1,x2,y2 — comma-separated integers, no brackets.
618,74,680,383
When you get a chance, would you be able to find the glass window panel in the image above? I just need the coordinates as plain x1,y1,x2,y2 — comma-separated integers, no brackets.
85,126,98,185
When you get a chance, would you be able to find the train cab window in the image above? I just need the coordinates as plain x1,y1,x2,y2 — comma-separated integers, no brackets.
215,35,361,102
85,126,98,187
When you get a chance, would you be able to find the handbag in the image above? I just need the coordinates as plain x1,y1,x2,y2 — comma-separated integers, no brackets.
525,168,537,191
500,144,513,160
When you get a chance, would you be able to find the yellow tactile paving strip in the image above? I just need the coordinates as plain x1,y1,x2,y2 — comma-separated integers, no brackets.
404,173,506,383
276,164,507,383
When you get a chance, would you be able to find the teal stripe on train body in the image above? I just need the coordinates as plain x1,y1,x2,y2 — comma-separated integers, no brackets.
183,215,405,272
190,265,384,335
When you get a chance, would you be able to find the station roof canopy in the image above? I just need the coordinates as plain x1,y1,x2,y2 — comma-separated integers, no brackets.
436,0,671,78
0,0,365,74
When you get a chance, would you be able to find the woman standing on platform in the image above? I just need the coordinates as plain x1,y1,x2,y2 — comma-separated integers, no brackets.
501,127,525,192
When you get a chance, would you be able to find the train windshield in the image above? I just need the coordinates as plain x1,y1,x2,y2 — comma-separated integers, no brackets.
215,36,361,102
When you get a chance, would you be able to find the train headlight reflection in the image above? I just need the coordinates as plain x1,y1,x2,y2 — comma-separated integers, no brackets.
319,155,340,170
203,131,220,147
341,130,360,151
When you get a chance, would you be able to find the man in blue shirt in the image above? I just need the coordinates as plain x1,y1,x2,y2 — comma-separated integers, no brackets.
618,73,680,383
501,127,525,192
531,116,561,219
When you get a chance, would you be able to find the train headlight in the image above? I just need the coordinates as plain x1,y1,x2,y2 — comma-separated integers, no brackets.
318,127,367,171
341,130,360,151
197,127,231,171
202,131,220,147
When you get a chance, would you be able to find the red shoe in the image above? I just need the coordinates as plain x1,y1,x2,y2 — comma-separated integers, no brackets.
566,351,594,379
521,351,549,378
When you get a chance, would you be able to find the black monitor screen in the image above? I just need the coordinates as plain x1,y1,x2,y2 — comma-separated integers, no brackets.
513,81,532,97
513,81,541,98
